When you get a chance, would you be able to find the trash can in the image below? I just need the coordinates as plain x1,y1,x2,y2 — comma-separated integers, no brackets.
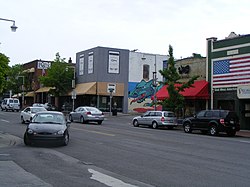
112,108,117,116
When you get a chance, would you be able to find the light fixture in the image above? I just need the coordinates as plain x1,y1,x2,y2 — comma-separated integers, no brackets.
0,18,18,32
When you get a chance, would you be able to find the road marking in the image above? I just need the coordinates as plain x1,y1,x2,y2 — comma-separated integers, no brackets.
71,127,115,136
1,119,10,123
239,140,250,144
88,169,138,187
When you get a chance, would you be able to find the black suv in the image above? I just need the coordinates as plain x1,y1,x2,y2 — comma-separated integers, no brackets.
183,110,240,136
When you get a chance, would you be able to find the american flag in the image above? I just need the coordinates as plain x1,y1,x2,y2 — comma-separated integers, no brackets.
213,56,250,88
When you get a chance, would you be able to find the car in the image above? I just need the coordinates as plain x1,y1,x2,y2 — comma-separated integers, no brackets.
132,111,178,129
182,110,240,136
44,103,56,111
1,98,20,112
32,103,45,107
23,111,70,146
69,106,105,124
20,106,47,124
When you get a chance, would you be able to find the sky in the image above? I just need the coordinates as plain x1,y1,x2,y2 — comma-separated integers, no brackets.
1,0,250,66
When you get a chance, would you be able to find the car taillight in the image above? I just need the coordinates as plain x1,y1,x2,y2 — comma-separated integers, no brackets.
161,117,164,122
86,112,91,115
220,119,225,125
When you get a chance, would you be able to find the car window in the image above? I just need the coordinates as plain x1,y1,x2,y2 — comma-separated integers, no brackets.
212,111,220,117
149,112,155,116
9,99,13,103
156,112,162,116
220,111,229,118
197,111,206,117
164,112,175,117
33,114,64,124
14,99,19,103
205,111,213,117
86,107,100,112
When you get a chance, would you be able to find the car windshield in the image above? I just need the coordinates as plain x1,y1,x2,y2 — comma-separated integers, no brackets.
32,113,64,124
31,107,46,113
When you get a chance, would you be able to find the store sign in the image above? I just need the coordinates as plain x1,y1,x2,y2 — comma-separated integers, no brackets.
214,87,237,92
37,61,51,69
237,85,250,99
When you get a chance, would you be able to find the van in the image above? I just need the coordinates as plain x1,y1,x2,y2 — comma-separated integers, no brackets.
1,98,20,112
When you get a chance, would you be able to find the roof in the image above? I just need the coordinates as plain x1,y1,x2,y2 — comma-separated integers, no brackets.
155,80,210,100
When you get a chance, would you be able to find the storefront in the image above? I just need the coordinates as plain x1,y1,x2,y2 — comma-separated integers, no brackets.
155,80,210,117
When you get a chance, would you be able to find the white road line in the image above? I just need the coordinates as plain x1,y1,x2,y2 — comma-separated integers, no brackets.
239,140,250,144
1,119,10,123
88,169,138,187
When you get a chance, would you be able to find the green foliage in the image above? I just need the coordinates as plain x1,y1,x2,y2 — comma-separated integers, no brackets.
0,53,10,93
39,53,74,97
1,62,24,95
159,45,199,115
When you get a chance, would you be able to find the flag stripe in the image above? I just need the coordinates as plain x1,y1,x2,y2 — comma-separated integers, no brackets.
212,56,250,88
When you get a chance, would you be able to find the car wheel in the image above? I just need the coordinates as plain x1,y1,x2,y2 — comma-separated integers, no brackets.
98,121,102,125
63,132,69,146
226,130,236,137
69,115,73,122
21,116,25,124
80,116,85,124
209,125,218,136
152,121,158,129
133,120,139,127
23,133,31,146
183,122,192,133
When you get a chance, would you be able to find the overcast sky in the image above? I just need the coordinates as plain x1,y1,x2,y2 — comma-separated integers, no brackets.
1,0,249,66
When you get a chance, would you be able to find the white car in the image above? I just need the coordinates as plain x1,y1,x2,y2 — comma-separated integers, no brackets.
20,106,47,124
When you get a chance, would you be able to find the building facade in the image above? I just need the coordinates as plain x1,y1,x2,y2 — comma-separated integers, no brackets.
207,32,250,130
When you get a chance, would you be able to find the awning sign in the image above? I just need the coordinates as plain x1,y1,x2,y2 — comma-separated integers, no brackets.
237,85,250,99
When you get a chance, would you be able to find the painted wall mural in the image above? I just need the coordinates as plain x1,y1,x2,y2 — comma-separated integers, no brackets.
128,79,163,113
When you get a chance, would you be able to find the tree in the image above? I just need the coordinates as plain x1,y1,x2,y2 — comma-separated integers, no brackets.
39,53,74,97
159,45,199,116
0,53,10,94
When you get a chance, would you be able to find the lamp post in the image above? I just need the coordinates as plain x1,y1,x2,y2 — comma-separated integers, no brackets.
0,18,18,32
153,71,157,111
17,76,25,109
66,63,76,111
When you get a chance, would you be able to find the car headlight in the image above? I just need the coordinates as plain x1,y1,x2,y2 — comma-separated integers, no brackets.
27,129,34,134
57,130,64,135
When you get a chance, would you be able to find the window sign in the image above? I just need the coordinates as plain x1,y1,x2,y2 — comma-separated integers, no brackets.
108,51,119,74
88,53,94,74
79,55,84,75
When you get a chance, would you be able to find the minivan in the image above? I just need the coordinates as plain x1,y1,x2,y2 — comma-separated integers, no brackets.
1,98,20,112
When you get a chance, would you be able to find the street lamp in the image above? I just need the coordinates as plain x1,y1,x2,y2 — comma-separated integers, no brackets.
0,18,18,32
17,76,25,109
66,61,76,111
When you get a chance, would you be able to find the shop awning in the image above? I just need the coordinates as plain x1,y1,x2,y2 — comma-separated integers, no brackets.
35,87,54,93
156,80,210,100
25,91,35,97
69,82,97,95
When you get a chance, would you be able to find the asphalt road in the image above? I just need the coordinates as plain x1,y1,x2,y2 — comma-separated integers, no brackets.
0,110,250,187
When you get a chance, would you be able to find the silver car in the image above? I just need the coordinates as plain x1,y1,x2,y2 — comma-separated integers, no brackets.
69,106,105,124
132,111,178,129
21,106,47,124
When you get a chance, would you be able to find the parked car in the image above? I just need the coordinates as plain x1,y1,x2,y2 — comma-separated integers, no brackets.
44,103,56,111
132,111,178,129
182,110,240,136
1,98,20,112
69,106,104,124
20,106,47,124
23,111,70,146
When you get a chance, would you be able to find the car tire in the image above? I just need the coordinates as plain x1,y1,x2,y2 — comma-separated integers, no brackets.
98,121,102,125
80,116,85,124
62,132,69,146
209,125,218,136
133,120,139,127
69,115,73,122
226,130,236,137
23,134,31,146
152,121,158,129
183,122,192,133
21,116,25,124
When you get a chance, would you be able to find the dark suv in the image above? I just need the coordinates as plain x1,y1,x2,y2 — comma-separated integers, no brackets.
182,110,240,136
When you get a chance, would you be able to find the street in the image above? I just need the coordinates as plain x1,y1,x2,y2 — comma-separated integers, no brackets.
0,110,250,187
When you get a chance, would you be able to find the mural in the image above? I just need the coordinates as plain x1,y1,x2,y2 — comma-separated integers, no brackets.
128,79,163,113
